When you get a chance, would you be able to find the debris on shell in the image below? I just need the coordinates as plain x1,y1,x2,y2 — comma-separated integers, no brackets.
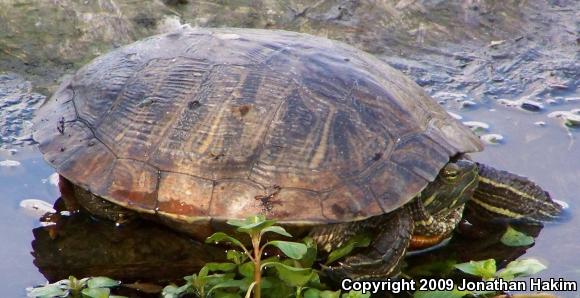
480,133,504,145
534,121,546,127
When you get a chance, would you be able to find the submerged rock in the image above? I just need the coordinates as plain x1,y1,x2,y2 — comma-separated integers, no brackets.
481,133,504,145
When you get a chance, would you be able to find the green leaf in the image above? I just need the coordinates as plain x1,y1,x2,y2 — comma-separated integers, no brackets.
262,261,314,287
326,233,372,265
207,279,248,296
203,273,236,288
68,276,79,289
413,288,470,298
266,241,308,259
260,226,292,238
231,215,276,233
304,288,341,298
211,290,242,298
27,284,68,298
81,287,110,298
298,237,318,268
203,262,238,273
206,232,245,249
87,277,120,288
405,259,458,277
227,250,248,265
497,258,547,280
261,277,293,298
341,290,372,298
162,283,193,298
500,226,535,247
245,281,257,298
454,259,497,279
239,261,255,278
198,266,210,279
161,284,179,298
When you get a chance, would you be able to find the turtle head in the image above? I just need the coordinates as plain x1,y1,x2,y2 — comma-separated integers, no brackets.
419,159,479,214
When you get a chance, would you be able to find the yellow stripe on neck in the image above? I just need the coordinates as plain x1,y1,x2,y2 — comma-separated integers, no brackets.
477,176,552,207
471,198,523,219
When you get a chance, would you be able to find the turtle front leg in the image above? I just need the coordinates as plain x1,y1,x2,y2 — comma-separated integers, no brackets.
467,163,563,223
309,208,413,281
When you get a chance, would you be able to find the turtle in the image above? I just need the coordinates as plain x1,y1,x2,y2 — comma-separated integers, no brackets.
33,27,563,280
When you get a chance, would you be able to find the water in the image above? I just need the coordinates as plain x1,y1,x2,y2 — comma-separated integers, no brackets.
1,0,578,296
0,149,56,297
466,102,580,294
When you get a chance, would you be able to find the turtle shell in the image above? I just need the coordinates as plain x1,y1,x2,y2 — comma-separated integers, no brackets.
33,27,482,229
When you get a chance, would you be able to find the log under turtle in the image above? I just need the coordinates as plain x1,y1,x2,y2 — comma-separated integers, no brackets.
33,27,562,279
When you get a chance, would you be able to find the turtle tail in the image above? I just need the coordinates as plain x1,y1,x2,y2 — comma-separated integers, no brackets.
466,163,563,223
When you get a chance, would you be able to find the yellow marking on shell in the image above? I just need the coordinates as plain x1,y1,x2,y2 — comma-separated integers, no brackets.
472,198,523,219
197,101,228,153
309,106,336,168
478,176,549,206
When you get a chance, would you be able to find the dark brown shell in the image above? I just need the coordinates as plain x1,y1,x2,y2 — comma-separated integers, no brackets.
33,27,482,227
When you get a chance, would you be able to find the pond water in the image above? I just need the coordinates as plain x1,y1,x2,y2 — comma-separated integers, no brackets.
1,0,578,297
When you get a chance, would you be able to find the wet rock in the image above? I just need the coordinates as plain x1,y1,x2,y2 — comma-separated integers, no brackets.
460,100,478,109
20,199,56,217
534,121,546,127
462,121,490,133
548,111,580,128
498,98,544,112
481,133,504,145
489,40,506,48
0,159,21,167
0,73,45,150
447,111,463,120
0,0,176,90
520,100,543,112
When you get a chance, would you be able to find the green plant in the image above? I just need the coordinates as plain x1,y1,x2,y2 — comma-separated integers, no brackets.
27,276,124,298
500,226,534,247
413,258,548,298
163,215,369,298
207,215,313,298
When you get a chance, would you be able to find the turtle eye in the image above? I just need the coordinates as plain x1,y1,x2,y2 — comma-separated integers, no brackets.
443,170,458,180
441,164,460,181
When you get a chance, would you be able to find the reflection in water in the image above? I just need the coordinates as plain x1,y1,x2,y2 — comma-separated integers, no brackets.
32,199,224,284
30,197,545,296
